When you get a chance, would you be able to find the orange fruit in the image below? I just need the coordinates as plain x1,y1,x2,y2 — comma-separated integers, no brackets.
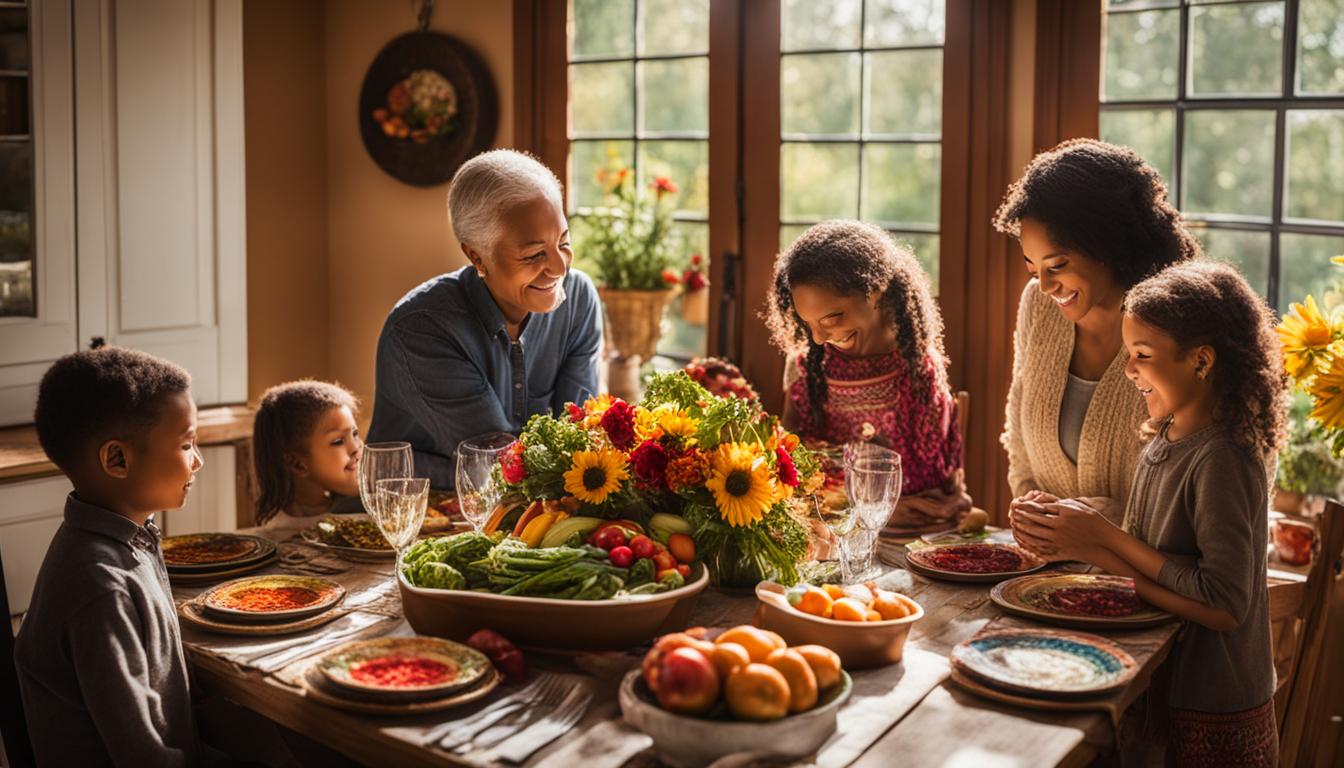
709,642,752,679
724,663,791,721
793,586,834,618
793,644,842,691
762,629,787,651
873,590,912,620
765,648,819,713
865,609,883,622
831,597,869,622
822,584,847,600
716,625,778,663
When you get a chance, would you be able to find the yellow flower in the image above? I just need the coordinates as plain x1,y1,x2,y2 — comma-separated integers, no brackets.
1277,296,1338,381
582,394,616,429
705,443,776,527
634,407,662,442
563,449,628,505
655,405,698,441
1309,353,1344,431
1331,255,1344,265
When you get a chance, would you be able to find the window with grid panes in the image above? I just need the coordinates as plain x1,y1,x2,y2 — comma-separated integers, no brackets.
0,1,34,317
1099,0,1344,311
567,0,709,363
778,0,944,293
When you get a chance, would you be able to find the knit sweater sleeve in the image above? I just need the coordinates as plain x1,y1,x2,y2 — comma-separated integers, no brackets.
1002,281,1040,497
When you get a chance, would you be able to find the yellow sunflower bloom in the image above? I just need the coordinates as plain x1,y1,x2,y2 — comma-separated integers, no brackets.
1332,255,1344,265
1277,296,1338,381
563,449,628,505
1309,353,1344,431
705,443,776,527
655,405,699,441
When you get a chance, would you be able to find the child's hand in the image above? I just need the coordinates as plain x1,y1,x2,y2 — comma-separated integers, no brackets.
1011,498,1109,563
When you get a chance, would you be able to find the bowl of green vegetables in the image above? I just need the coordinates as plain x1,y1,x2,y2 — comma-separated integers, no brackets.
398,532,709,652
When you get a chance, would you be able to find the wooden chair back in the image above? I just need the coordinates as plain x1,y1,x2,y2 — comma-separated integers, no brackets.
1276,499,1344,765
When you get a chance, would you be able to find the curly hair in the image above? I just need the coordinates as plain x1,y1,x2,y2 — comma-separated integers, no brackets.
993,138,1201,288
764,220,949,433
1123,261,1289,466
252,380,360,524
34,345,192,477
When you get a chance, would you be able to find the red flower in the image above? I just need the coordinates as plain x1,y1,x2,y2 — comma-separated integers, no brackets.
682,271,707,291
566,402,585,423
775,446,799,487
600,399,637,450
500,441,528,484
661,268,682,285
691,253,703,267
629,439,670,489
651,176,678,196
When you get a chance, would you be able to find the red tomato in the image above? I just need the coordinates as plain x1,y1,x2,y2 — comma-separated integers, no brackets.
629,535,657,560
667,533,696,564
653,551,677,572
676,563,691,579
609,545,635,568
592,526,628,551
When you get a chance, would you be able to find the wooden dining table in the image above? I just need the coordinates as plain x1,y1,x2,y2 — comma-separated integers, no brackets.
178,528,1181,768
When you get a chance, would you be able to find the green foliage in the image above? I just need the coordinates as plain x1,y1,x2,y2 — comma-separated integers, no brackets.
642,371,711,410
1277,394,1344,496
514,413,592,500
571,155,686,291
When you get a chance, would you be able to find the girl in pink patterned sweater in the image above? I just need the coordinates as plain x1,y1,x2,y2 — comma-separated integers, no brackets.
765,220,969,534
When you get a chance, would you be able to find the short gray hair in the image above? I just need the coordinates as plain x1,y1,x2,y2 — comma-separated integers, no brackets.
448,149,564,255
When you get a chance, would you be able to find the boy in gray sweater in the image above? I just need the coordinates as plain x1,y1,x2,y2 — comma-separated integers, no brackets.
15,346,201,766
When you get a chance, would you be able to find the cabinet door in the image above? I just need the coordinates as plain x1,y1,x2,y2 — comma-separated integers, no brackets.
72,0,246,406
0,0,78,425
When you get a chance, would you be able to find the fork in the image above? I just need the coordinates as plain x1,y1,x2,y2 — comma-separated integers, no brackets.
453,672,574,753
424,672,560,748
493,683,595,763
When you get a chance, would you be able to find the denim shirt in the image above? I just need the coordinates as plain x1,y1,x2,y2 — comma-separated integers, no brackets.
368,266,602,488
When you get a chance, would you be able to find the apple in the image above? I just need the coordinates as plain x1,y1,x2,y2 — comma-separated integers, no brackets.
642,632,715,693
655,647,721,716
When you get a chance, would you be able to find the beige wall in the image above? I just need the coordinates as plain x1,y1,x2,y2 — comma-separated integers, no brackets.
244,0,331,402
244,1,515,423
324,0,515,425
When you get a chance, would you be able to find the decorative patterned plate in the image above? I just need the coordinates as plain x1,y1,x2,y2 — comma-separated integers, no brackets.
201,575,346,623
904,542,1047,583
179,598,347,636
316,636,493,702
302,662,501,715
299,516,396,562
166,554,277,585
991,573,1175,630
950,628,1138,698
162,533,276,571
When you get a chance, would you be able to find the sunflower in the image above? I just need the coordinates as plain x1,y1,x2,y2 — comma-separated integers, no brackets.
1278,296,1338,381
563,449,628,505
1309,353,1344,431
705,443,776,527
1332,255,1344,265
655,405,699,441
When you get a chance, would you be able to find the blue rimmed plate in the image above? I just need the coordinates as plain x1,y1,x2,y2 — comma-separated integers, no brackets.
950,628,1138,698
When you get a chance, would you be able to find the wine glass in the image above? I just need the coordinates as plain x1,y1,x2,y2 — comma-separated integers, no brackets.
455,432,516,533
372,477,430,563
811,494,860,582
843,442,903,579
359,442,414,516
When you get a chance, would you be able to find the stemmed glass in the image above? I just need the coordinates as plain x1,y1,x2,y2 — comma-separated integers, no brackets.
842,442,903,580
372,477,430,564
359,441,414,515
455,432,516,533
812,495,861,582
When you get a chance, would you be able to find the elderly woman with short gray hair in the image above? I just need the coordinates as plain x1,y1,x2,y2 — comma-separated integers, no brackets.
368,149,602,488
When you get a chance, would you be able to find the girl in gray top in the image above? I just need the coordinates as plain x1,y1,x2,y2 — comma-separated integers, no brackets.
1013,261,1288,766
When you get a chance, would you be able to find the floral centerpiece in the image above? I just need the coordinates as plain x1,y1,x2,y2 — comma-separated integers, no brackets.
497,371,823,587
1277,255,1344,456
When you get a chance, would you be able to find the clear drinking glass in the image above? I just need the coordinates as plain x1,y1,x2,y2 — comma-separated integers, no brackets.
371,477,430,557
455,432,516,533
359,442,414,515
813,495,863,582
843,442,903,579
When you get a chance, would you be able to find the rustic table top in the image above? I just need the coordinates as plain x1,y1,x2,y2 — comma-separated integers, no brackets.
179,529,1179,768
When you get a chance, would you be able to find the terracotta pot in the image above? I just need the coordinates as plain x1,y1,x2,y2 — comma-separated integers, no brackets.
680,289,709,326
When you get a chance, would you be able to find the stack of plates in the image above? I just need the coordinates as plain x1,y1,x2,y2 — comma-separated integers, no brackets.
163,533,277,584
179,574,347,636
950,628,1138,700
304,636,501,714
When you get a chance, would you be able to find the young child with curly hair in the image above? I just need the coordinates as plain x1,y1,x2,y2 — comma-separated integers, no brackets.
252,380,363,528
765,220,968,533
1012,261,1288,765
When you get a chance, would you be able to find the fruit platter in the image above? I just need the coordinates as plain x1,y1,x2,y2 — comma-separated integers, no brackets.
620,626,852,767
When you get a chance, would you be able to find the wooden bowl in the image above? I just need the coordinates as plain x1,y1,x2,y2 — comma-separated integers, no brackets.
398,566,709,652
619,668,852,768
753,582,922,669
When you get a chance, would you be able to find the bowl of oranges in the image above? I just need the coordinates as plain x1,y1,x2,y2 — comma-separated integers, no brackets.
620,625,852,768
753,581,923,669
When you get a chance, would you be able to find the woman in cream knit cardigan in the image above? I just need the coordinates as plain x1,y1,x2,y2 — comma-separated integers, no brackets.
996,139,1201,521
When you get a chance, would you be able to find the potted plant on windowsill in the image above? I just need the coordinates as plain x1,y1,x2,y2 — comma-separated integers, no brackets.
1274,394,1344,514
574,154,689,400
